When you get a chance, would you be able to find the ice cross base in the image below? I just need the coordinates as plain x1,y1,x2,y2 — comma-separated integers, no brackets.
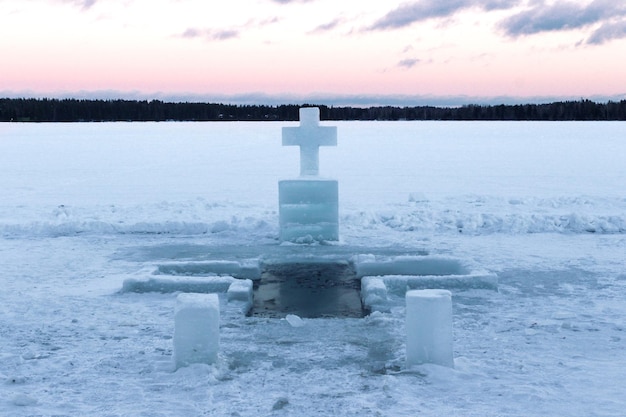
279,179,339,242
279,107,339,242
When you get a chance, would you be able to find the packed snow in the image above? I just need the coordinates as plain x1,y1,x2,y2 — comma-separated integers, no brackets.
1,121,626,416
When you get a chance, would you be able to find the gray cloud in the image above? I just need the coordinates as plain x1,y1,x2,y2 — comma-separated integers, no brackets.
181,28,202,38
588,20,626,44
180,17,278,42
499,0,626,43
208,29,239,41
369,0,520,31
500,0,611,36
253,17,281,26
269,0,312,3
80,0,96,8
480,0,520,11
311,18,343,33
370,0,467,30
369,0,626,45
61,0,98,10
180,28,239,41
398,58,421,69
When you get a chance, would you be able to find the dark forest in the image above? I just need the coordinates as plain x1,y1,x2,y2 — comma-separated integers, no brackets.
1,97,626,122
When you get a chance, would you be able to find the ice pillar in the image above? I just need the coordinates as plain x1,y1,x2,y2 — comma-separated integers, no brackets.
406,289,454,368
174,293,220,368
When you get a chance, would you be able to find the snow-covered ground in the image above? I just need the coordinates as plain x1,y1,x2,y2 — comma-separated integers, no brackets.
1,121,625,416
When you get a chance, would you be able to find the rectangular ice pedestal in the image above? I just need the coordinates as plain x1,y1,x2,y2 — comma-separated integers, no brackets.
279,179,338,242
406,289,454,368
227,279,254,314
361,277,390,313
174,293,220,369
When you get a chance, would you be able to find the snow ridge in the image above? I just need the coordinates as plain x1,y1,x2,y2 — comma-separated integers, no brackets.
1,196,624,237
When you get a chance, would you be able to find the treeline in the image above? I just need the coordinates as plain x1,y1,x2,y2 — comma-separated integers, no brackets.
1,97,626,122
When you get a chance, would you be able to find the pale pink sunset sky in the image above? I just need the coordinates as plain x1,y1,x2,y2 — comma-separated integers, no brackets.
1,0,625,106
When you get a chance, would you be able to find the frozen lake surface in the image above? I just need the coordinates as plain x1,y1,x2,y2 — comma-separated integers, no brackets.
1,121,625,416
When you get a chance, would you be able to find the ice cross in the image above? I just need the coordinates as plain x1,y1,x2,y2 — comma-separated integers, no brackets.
282,107,337,176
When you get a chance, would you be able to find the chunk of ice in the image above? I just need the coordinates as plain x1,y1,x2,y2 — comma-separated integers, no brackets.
285,314,305,327
227,279,253,314
174,293,220,368
157,260,261,281
355,256,469,278
361,277,389,312
370,273,498,295
121,275,235,294
406,289,454,368
227,279,253,303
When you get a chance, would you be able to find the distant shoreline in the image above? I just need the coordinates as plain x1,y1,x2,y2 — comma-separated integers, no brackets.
1,98,625,122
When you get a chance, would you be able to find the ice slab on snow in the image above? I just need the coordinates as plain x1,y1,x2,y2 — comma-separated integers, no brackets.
354,255,470,277
361,273,497,312
406,289,454,368
156,260,261,280
174,293,219,368
121,275,236,294
377,273,498,293
357,255,497,312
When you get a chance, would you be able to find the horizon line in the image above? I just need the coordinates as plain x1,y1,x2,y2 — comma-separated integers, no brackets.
2,90,626,108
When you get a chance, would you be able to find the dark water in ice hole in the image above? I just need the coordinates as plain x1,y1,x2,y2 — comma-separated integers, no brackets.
251,261,364,318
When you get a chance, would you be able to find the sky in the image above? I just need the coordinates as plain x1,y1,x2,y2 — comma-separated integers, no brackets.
1,0,626,106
